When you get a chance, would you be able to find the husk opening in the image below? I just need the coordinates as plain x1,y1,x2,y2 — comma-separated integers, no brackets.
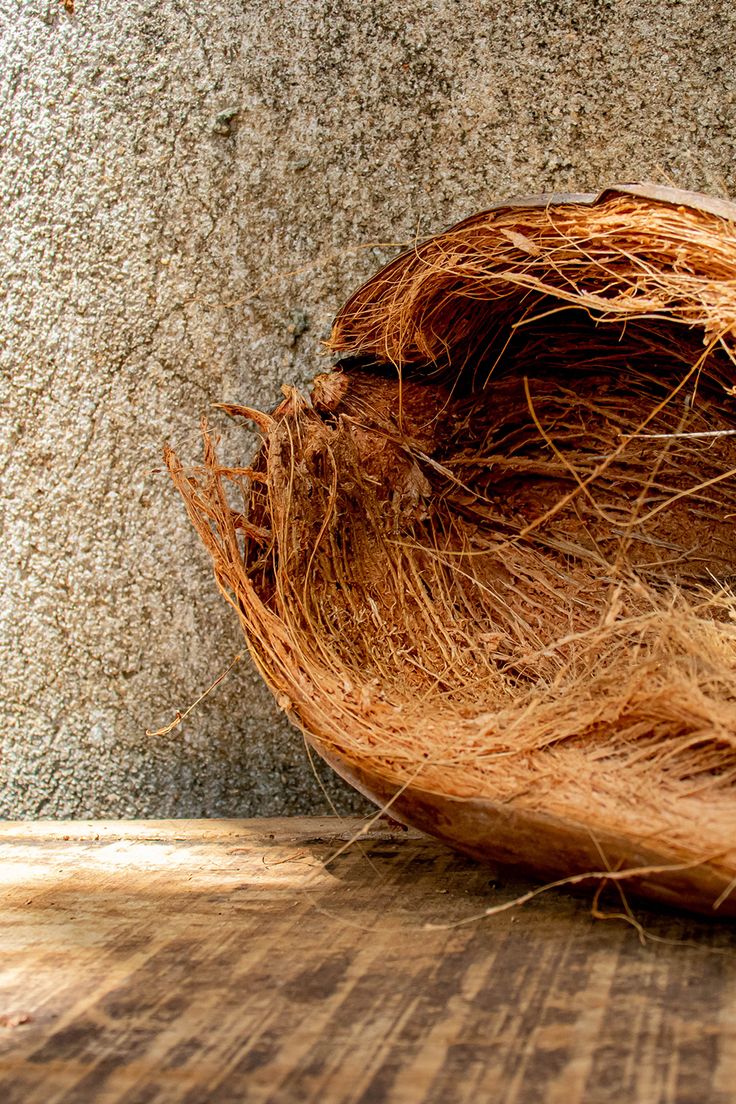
168,190,736,913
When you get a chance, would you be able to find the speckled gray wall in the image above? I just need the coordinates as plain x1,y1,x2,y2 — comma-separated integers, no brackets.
2,0,735,817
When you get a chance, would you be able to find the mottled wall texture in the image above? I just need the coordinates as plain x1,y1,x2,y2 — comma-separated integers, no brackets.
2,0,736,817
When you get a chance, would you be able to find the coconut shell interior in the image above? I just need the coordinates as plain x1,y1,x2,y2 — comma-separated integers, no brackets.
168,186,736,917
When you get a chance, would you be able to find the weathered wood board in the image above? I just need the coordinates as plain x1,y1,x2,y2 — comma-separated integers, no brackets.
0,818,735,1103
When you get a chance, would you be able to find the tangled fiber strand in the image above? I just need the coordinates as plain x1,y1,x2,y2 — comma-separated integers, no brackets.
168,188,736,915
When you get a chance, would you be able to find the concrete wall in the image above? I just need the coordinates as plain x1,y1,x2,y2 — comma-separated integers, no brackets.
3,0,736,817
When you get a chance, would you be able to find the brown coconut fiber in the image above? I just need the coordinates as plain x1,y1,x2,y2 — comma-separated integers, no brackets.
167,185,736,918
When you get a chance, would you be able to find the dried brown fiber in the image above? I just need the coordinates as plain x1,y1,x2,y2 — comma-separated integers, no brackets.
168,185,736,917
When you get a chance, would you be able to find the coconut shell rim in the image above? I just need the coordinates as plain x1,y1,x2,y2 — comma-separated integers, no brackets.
334,182,736,332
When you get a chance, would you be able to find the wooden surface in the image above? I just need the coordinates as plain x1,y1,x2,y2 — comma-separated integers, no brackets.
0,818,735,1104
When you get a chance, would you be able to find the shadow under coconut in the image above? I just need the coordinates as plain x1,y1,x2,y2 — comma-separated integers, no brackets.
296,828,736,956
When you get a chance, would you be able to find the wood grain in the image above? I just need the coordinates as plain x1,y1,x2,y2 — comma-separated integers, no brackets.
0,818,734,1103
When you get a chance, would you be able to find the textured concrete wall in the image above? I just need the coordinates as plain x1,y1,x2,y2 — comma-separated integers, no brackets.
3,0,736,818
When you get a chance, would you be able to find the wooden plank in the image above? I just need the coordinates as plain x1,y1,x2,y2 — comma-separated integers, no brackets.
0,817,734,1104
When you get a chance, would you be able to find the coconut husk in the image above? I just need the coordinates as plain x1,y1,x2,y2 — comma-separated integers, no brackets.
167,185,736,917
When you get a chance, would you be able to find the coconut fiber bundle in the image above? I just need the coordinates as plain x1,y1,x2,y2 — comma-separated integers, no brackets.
168,184,736,918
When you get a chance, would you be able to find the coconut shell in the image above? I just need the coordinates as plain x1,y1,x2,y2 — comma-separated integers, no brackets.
168,184,736,919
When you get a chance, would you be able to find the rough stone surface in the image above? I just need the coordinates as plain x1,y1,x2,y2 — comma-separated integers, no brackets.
2,0,736,818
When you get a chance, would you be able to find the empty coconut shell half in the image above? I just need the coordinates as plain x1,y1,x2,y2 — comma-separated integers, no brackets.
168,184,736,918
